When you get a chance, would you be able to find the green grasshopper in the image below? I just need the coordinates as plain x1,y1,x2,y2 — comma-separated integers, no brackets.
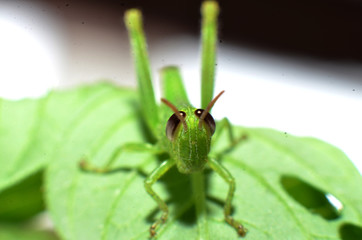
81,0,247,238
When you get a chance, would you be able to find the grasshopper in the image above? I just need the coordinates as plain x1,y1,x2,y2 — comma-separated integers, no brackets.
81,1,247,238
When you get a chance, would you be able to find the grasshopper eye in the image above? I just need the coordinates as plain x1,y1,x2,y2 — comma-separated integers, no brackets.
166,111,186,140
195,109,215,135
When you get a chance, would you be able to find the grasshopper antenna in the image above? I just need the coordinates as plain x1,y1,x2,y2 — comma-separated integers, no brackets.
198,90,224,128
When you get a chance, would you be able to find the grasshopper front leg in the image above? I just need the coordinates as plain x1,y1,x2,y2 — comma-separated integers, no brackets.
144,159,175,237
208,157,247,237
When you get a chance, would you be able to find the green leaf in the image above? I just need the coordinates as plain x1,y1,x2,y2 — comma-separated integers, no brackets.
0,83,124,222
0,223,59,240
0,83,116,192
0,97,46,192
0,171,44,222
43,84,361,240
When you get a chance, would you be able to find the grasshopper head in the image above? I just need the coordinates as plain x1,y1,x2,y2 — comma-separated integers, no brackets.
162,91,224,174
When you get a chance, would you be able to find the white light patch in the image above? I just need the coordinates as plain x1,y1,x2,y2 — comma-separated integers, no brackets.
0,7,62,100
326,193,343,212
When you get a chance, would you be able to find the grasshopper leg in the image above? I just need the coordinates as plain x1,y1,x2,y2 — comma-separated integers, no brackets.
213,118,247,147
144,159,175,237
208,157,247,237
212,118,247,157
79,143,161,173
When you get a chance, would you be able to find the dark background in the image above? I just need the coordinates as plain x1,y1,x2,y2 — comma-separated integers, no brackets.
51,0,362,62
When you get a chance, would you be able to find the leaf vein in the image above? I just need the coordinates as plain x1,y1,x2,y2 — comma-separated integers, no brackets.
64,88,126,239
101,170,139,239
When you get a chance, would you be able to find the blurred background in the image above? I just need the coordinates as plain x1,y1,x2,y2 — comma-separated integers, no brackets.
0,0,361,175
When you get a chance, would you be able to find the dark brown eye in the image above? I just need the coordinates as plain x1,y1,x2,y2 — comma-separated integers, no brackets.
166,111,186,140
195,109,203,117
194,109,215,135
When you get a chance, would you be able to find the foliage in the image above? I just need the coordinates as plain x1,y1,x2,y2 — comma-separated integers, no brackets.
0,83,361,239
